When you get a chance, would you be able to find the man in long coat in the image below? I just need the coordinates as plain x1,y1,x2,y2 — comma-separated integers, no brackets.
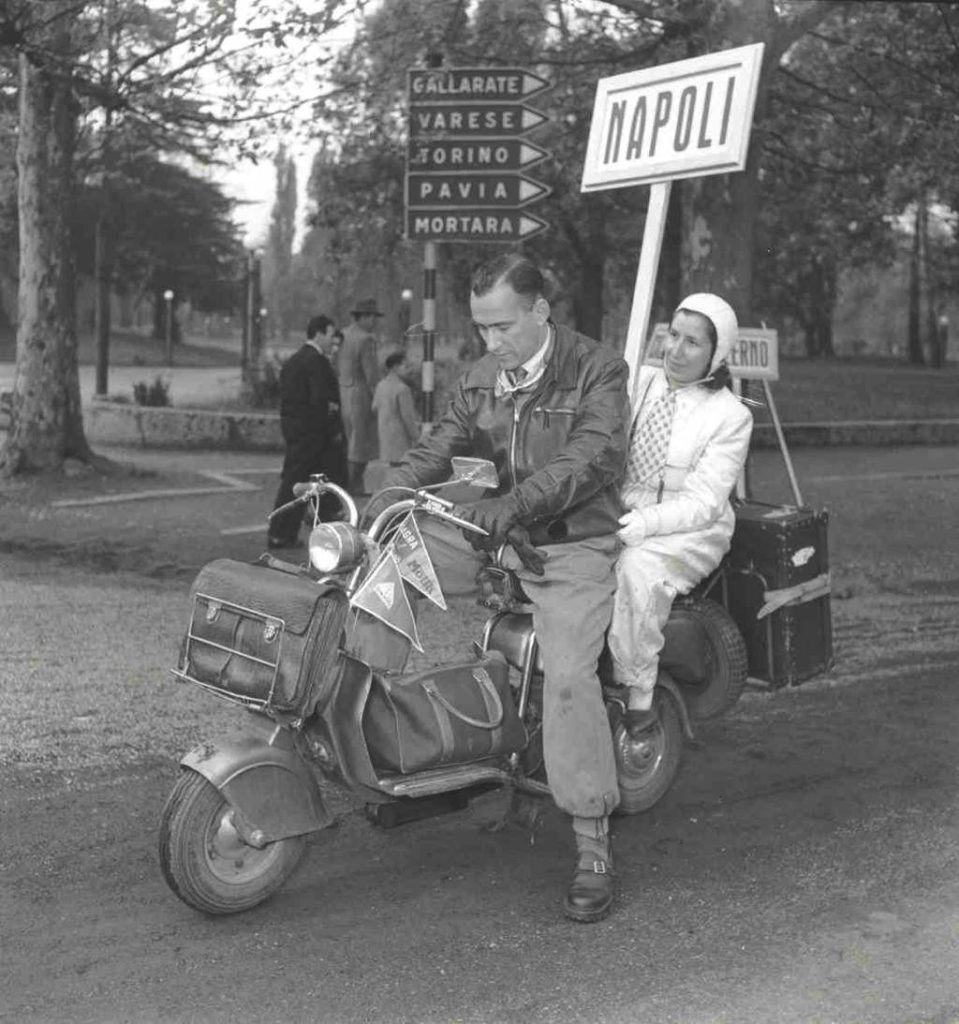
268,314,347,548
337,297,382,494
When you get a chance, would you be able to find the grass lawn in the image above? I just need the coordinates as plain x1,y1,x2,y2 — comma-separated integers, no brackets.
749,357,959,423
0,325,238,369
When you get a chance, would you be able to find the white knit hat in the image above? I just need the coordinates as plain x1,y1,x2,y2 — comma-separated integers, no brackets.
675,293,738,373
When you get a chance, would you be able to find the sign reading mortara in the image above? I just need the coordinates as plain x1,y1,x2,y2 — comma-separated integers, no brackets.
406,210,548,242
405,65,552,242
581,43,763,192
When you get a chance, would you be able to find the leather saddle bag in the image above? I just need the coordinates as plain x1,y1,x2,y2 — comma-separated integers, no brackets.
178,557,348,717
363,652,527,774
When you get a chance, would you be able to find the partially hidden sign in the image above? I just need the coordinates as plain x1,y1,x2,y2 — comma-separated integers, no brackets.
581,43,763,192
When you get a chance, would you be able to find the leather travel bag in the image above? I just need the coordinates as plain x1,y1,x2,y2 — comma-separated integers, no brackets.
363,653,527,774
178,557,348,716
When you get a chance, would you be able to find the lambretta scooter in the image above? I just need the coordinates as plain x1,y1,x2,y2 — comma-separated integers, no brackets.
159,459,746,915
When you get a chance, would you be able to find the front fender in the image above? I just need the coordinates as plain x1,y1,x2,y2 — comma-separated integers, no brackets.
182,715,331,842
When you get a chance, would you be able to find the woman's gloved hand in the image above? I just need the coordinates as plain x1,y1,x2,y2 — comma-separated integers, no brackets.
617,509,648,546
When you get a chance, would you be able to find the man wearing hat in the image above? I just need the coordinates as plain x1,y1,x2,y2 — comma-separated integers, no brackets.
609,292,753,731
338,298,383,494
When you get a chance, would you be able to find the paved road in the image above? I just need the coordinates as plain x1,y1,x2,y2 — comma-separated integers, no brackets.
2,442,958,1023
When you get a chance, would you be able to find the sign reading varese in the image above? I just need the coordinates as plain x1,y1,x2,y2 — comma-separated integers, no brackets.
581,43,763,191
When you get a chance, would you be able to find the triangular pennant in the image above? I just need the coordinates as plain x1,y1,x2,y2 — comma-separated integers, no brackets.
385,513,447,610
349,550,423,651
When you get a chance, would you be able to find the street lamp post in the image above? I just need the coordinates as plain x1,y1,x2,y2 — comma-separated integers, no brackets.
163,289,174,367
399,287,413,342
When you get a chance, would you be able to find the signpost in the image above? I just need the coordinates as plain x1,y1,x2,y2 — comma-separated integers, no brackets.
578,44,809,505
406,64,553,420
581,43,764,393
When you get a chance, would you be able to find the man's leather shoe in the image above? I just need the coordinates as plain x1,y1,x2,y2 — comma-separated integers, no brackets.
563,856,614,923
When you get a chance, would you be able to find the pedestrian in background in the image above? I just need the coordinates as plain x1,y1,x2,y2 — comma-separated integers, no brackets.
338,298,382,495
330,328,344,369
268,314,347,548
372,350,421,467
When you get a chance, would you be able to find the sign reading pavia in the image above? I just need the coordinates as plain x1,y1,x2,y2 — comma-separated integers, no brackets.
647,322,779,381
581,43,764,192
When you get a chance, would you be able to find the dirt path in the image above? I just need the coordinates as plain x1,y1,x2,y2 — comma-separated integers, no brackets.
2,443,959,1022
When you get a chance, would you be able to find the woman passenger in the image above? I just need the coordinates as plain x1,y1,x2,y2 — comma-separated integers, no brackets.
609,293,753,731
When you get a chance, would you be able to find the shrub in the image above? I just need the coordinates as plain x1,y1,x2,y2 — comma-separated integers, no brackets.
241,355,284,409
132,376,171,407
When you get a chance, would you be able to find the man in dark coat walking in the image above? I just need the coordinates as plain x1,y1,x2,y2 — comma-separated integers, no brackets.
268,314,348,548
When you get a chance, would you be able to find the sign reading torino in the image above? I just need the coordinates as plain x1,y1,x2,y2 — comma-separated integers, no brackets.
581,43,763,191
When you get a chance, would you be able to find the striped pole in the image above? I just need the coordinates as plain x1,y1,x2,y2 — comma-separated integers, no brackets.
422,240,437,425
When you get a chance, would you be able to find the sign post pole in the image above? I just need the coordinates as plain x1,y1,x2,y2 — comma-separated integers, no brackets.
624,180,672,399
422,241,437,426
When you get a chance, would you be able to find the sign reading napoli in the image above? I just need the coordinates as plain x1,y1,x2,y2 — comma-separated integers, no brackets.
581,43,763,192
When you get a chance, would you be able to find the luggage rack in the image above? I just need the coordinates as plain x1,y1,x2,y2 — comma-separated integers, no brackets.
171,590,288,711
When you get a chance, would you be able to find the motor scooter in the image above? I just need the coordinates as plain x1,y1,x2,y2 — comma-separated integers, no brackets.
159,460,747,915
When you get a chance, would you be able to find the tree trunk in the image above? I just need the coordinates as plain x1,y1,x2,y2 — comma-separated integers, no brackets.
94,209,113,395
572,256,605,341
1,15,91,477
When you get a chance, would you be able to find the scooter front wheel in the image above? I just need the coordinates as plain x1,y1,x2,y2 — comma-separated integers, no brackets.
159,771,306,915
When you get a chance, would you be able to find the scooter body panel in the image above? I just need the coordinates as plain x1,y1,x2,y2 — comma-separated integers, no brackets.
181,713,332,842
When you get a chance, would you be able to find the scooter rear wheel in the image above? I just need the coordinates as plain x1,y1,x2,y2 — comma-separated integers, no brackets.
612,692,683,816
159,770,306,915
670,597,748,720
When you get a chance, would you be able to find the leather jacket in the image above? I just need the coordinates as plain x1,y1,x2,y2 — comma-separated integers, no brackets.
385,323,629,545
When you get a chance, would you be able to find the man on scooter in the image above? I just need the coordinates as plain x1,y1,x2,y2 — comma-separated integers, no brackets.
375,252,629,923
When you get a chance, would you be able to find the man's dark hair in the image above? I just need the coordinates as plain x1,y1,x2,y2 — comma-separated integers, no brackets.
306,314,334,340
470,252,545,305
384,350,406,371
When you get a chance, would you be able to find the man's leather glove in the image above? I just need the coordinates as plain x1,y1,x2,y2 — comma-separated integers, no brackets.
460,495,520,550
504,525,546,576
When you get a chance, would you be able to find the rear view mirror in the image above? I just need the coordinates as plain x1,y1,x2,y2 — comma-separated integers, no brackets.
450,457,498,490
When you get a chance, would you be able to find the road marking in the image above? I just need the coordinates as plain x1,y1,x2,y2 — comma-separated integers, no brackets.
807,468,959,484
50,469,268,508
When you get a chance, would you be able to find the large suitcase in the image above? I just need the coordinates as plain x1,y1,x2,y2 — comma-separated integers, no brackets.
726,501,833,687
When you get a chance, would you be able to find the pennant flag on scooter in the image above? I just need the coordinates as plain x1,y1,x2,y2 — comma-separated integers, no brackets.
349,550,423,651
385,512,447,610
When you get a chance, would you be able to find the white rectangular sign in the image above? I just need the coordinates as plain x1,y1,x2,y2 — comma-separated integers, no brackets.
581,43,764,192
646,323,779,381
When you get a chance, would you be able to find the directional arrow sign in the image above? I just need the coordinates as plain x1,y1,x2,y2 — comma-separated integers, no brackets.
409,103,547,139
407,209,548,242
406,173,551,209
408,68,551,103
407,138,550,173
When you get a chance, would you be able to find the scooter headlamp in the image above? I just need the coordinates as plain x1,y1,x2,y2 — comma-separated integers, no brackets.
308,522,365,573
